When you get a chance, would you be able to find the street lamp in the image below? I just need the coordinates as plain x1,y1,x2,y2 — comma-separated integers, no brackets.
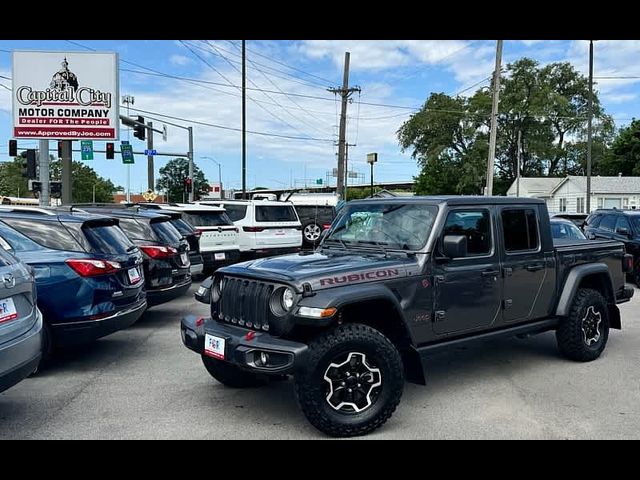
367,153,378,196
201,156,222,197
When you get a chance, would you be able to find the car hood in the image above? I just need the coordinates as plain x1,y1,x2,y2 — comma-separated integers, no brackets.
218,248,423,291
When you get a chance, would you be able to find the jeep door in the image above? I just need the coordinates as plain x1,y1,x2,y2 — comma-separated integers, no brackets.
432,207,502,335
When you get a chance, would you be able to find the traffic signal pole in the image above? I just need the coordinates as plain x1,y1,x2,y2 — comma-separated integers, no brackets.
38,139,50,207
147,121,154,191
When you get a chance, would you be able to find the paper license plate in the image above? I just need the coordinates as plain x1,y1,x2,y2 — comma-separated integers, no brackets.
0,297,18,324
204,333,226,360
214,252,226,261
128,267,141,284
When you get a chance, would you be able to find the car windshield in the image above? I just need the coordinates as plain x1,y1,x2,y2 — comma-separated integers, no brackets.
551,221,586,240
326,203,438,251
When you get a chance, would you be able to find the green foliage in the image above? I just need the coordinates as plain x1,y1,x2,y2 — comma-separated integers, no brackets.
598,119,640,176
0,156,30,197
156,158,210,203
49,160,118,203
399,58,613,195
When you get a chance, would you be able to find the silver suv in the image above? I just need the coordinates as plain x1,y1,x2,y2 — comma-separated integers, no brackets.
0,241,43,393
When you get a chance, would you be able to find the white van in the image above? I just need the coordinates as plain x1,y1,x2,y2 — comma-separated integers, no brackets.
197,199,302,255
142,204,241,272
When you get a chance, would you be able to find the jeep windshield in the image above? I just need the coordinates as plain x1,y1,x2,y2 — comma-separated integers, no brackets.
324,202,438,251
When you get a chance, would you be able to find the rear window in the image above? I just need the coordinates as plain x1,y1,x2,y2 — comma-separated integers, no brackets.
82,224,136,255
296,206,335,219
151,219,182,244
170,218,195,235
221,204,247,222
255,205,298,222
2,218,83,252
182,211,233,227
118,218,156,241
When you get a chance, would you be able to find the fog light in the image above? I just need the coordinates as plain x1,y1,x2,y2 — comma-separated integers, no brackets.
260,351,269,365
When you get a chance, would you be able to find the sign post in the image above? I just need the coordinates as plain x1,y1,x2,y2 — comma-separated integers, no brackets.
367,153,378,196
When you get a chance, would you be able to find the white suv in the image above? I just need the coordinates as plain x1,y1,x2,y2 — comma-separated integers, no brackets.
197,199,302,255
142,204,241,272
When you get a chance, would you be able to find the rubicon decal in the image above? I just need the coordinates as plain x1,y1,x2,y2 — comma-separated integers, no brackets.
12,51,119,140
319,268,401,287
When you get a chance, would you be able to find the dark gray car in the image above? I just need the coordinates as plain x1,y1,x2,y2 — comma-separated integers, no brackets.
0,241,43,394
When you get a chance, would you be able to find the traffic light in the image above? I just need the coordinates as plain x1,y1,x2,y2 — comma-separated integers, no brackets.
21,149,37,179
106,142,115,159
184,177,192,193
29,180,42,194
9,140,17,157
50,181,62,199
57,141,63,159
133,116,146,141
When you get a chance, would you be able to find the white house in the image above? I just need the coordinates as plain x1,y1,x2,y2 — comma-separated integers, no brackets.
506,177,564,201
508,176,640,213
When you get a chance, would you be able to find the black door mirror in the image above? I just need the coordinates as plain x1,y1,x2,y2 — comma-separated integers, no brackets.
616,227,631,237
194,276,213,304
443,235,468,259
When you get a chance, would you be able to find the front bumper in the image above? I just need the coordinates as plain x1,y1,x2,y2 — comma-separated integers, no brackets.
181,315,309,375
147,276,192,307
0,309,43,394
51,299,147,347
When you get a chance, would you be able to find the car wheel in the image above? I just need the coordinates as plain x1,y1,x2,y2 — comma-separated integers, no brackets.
201,355,269,388
556,288,609,362
302,222,322,246
294,323,404,437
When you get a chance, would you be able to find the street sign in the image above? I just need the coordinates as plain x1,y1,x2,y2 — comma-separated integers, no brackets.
142,190,157,202
81,140,94,160
348,171,359,179
316,178,323,185
121,142,134,164
367,153,378,164
144,149,157,156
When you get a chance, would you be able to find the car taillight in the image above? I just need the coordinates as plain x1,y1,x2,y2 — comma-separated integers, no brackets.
140,245,178,259
322,224,331,230
623,254,634,274
65,259,121,277
243,226,265,232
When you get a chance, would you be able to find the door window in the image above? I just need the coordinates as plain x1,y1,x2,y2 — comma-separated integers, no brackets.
501,209,540,252
442,210,492,256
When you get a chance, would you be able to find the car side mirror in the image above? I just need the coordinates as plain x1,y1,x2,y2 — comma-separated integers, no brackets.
195,276,213,304
616,227,631,237
443,235,467,259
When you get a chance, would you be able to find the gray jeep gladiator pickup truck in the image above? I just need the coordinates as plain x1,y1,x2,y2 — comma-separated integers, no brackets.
182,196,635,437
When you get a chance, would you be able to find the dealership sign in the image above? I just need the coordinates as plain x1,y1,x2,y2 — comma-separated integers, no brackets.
12,51,119,140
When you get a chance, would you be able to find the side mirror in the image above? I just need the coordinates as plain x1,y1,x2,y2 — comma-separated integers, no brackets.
443,235,468,259
195,276,213,304
616,227,631,237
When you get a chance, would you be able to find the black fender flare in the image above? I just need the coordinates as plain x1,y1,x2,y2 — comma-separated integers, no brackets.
555,263,615,317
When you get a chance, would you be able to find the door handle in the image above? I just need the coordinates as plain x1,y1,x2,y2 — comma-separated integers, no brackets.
481,270,499,278
526,264,544,272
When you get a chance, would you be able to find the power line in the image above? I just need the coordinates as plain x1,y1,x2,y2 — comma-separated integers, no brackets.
127,106,333,143
451,76,492,97
0,83,11,91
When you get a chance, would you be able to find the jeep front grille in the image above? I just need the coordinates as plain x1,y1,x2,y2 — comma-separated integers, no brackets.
219,277,274,331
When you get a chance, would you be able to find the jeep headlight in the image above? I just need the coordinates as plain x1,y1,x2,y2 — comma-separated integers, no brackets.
211,277,222,303
282,288,295,311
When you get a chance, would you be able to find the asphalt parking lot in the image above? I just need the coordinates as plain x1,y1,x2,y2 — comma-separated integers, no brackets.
1,280,639,439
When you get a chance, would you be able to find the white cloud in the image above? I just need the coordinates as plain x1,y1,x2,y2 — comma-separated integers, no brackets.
602,92,637,104
169,54,192,66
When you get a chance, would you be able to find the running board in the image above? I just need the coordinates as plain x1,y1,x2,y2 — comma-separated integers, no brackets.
417,318,559,357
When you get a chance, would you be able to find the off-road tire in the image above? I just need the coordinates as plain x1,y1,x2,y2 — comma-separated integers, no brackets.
294,323,404,437
556,288,609,362
201,355,269,388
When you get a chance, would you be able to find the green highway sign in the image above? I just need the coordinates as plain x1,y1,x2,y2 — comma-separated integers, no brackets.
81,140,94,160
316,178,323,185
121,142,134,164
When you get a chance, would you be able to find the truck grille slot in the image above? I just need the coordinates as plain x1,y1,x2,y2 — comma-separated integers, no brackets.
219,277,273,331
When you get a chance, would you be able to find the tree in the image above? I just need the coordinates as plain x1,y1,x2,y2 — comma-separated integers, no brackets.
156,158,210,203
0,156,30,198
398,58,613,195
49,160,119,203
598,119,640,176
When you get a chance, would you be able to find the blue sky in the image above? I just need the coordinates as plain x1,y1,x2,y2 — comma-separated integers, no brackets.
2,40,640,194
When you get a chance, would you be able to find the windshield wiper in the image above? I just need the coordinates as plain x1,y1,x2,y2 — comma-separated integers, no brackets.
323,238,348,249
353,240,389,257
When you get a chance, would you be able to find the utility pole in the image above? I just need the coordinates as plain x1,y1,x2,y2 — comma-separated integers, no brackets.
38,139,49,207
485,40,503,196
147,121,154,192
328,52,360,201
188,126,194,202
122,95,134,203
61,140,72,204
242,39,247,200
516,129,522,197
586,40,594,213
